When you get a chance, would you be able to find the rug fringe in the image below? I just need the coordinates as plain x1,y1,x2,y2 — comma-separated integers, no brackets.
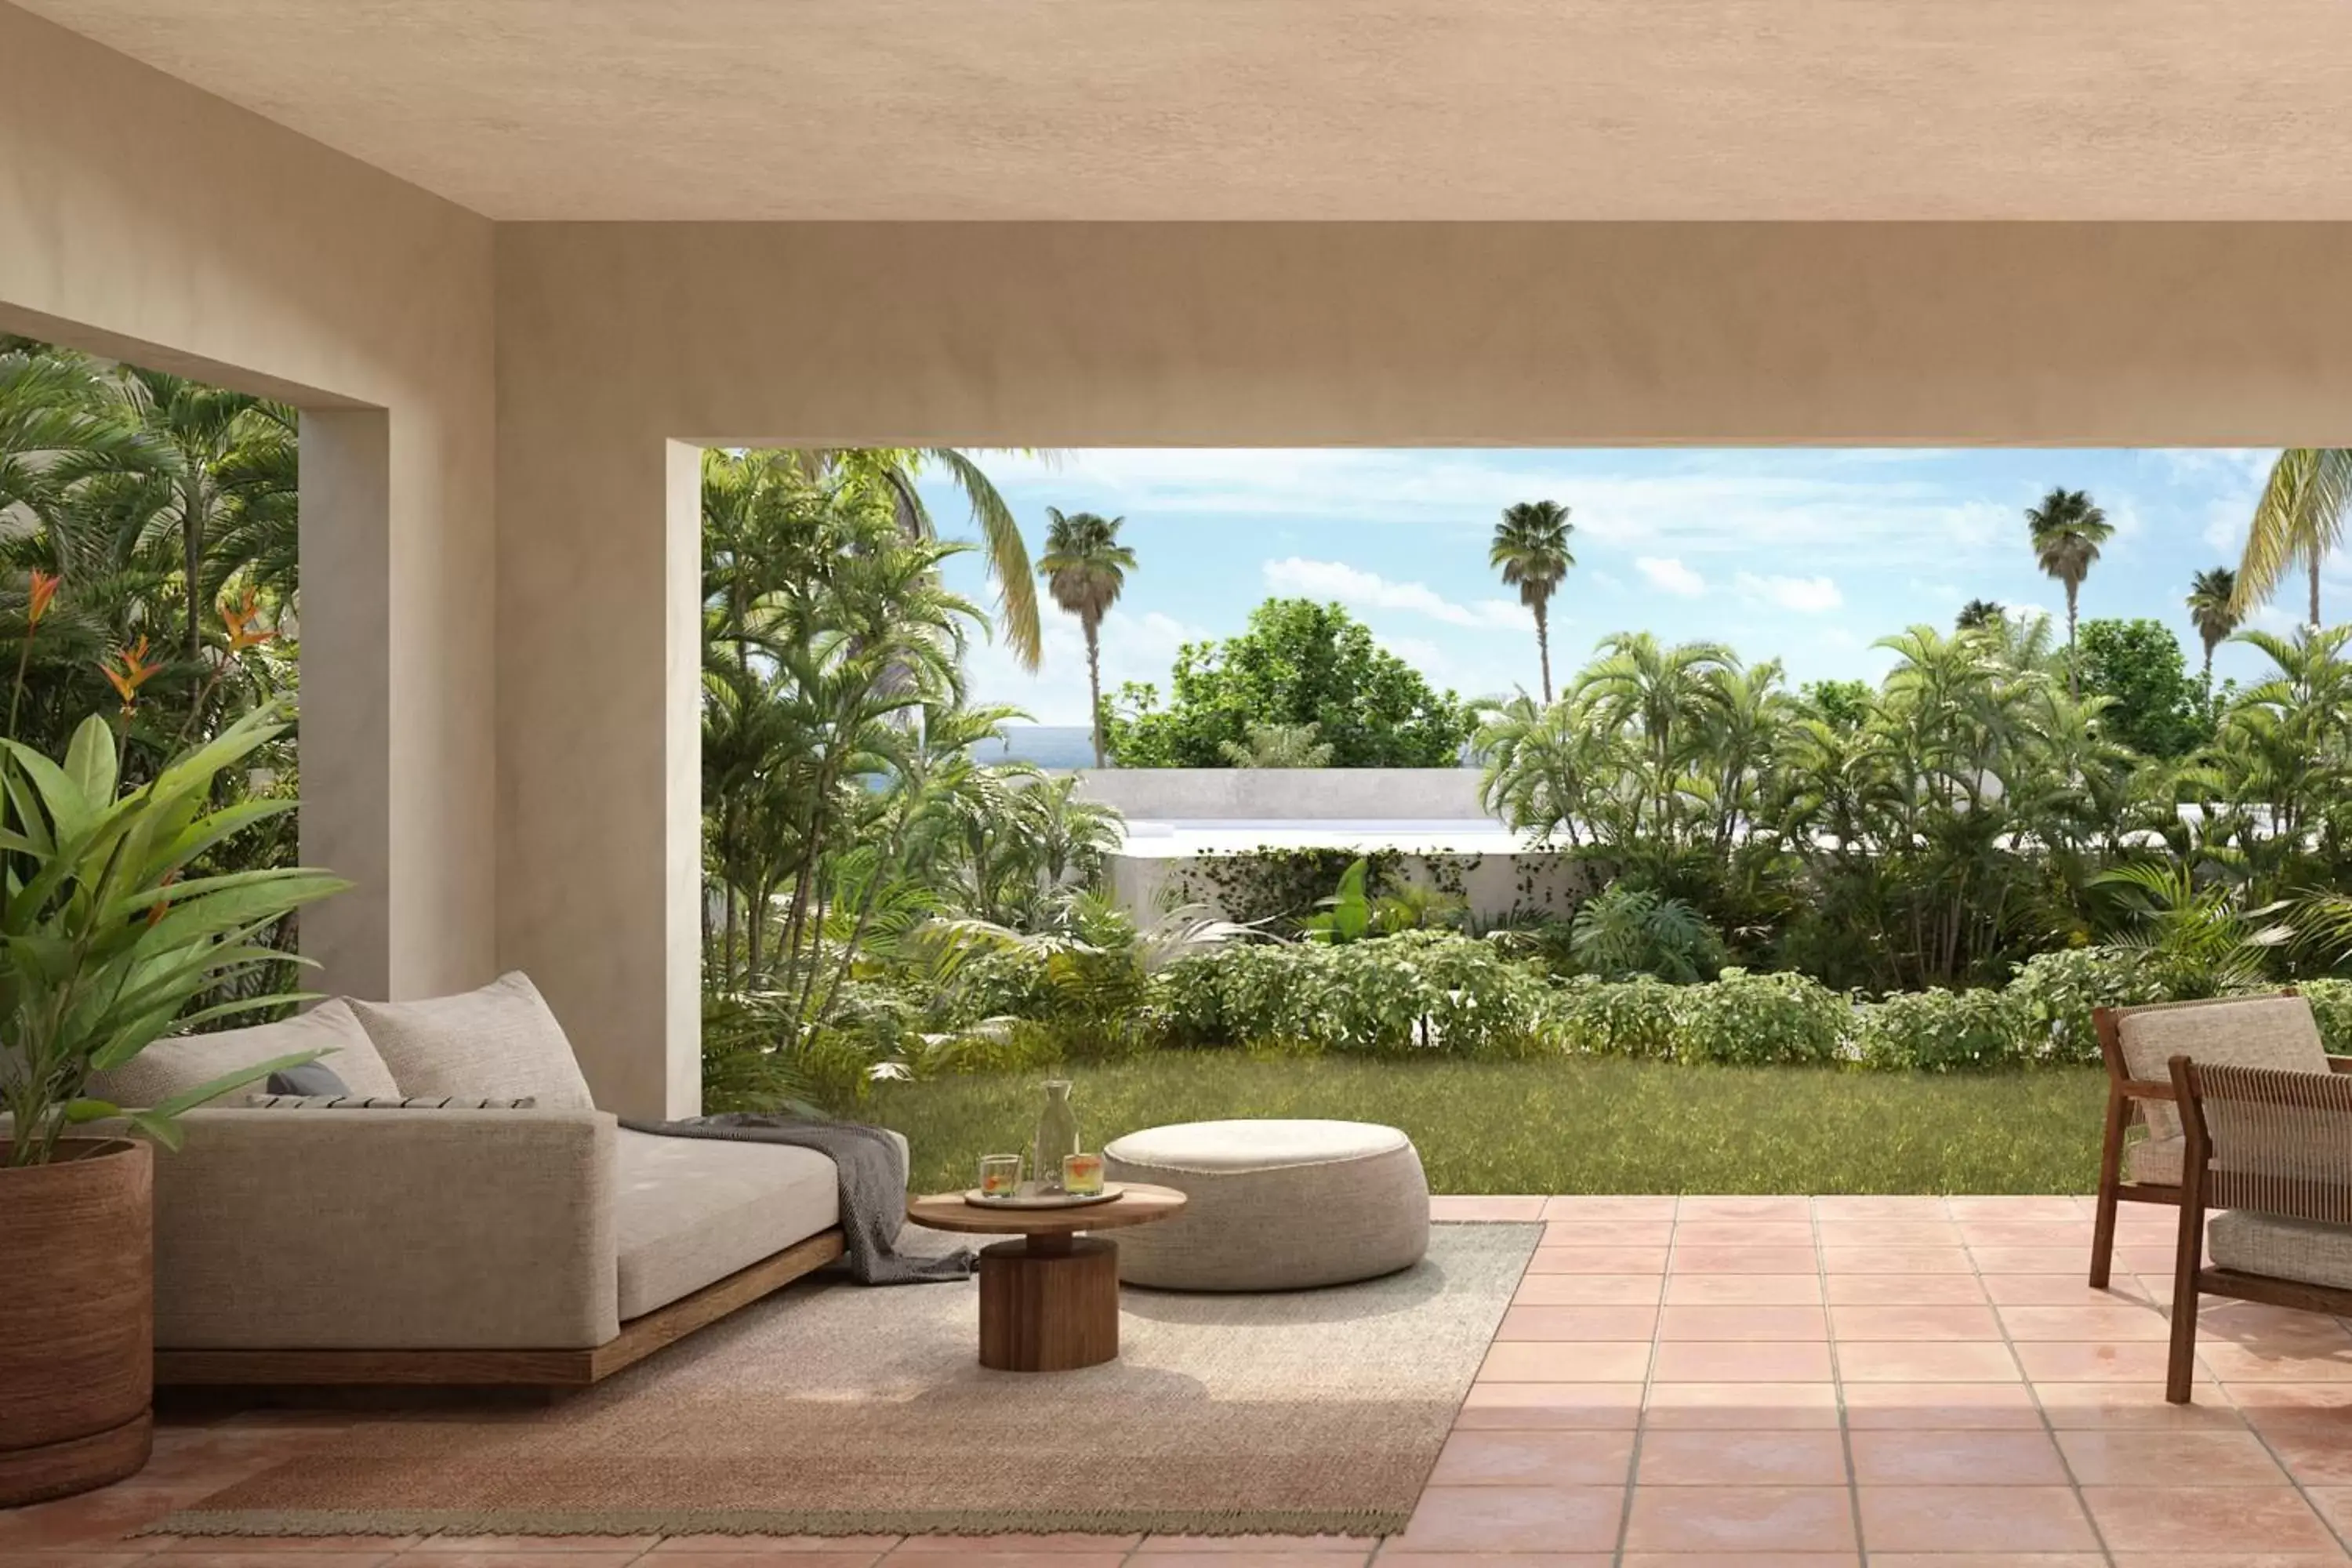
143,1507,1410,1539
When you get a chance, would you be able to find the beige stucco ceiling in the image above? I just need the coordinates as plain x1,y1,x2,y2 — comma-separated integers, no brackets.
15,0,2352,221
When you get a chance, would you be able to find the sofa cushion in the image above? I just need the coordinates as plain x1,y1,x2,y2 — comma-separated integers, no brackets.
612,1127,908,1319
86,998,399,1108
348,971,595,1111
2209,1210,2352,1291
2118,995,2328,1141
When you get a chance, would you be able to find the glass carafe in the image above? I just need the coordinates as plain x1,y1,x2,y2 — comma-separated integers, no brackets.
1031,1079,1080,1194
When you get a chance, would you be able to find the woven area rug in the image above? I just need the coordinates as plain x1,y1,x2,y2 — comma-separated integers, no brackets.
158,1221,1537,1539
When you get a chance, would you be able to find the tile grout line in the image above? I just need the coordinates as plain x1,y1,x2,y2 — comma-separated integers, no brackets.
1973,1201,2117,1568
1825,1196,1867,1568
1608,1192,1673,1568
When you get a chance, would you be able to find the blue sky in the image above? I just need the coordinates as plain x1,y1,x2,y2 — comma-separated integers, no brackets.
920,448,2303,726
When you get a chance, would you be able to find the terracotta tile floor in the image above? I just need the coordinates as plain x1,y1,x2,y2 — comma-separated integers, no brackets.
12,1196,2352,1566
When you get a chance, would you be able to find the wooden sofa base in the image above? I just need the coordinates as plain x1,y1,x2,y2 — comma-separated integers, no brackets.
155,1228,848,1389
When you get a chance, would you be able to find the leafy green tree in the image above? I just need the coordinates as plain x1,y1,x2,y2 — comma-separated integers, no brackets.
2076,618,2210,758
2026,486,2114,696
1799,678,1873,732
1107,598,1469,768
1489,499,1575,703
2185,567,2240,685
1036,508,1136,768
2234,448,2352,630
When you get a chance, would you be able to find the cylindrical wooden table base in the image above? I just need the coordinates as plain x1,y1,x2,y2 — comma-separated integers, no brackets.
976,1235,1119,1371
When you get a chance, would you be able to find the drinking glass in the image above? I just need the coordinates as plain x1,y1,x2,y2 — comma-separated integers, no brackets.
978,1153,1023,1198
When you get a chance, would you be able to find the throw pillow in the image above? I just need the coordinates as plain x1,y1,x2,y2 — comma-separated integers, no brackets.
347,971,595,1111
267,1061,350,1097
85,997,400,1108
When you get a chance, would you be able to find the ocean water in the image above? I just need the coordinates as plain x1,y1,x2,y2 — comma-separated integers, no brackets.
982,724,1098,769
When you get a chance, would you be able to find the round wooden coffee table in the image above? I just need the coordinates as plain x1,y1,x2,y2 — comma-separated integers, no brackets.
906,1185,1186,1372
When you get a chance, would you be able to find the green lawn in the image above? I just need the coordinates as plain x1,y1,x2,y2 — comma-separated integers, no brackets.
871,1055,2108,1196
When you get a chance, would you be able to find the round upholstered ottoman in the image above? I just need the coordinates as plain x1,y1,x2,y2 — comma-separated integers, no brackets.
1101,1119,1429,1290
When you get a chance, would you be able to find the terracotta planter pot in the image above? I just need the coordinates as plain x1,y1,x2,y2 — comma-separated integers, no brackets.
0,1138,154,1506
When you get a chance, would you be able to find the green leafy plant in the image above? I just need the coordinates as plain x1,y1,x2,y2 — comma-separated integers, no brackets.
2295,978,2352,1054
1857,987,2023,1073
1549,975,1682,1059
1301,858,1378,944
1568,883,1726,982
2005,946,2168,1065
1671,968,1847,1065
2,703,347,1164
2092,859,2285,998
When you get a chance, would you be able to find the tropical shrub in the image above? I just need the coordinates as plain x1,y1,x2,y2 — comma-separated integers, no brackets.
1856,987,2022,1073
2005,946,2168,1065
2,706,346,1163
1566,882,1726,982
1549,975,1681,1059
1671,968,1846,1065
1154,931,1551,1057
2296,978,2352,1054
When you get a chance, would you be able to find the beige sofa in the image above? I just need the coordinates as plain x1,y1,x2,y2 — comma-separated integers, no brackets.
93,973,893,1387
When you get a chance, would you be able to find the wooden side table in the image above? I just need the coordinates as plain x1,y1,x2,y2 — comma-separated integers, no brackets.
905,1185,1187,1371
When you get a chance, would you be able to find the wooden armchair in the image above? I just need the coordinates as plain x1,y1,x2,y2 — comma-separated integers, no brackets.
2090,993,2352,1288
2164,1053,2352,1403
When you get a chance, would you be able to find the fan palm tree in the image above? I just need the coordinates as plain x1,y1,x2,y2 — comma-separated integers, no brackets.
2231,448,2352,630
1955,598,2005,631
1036,507,1137,768
2025,487,2113,697
1489,500,1576,703
2185,566,2241,684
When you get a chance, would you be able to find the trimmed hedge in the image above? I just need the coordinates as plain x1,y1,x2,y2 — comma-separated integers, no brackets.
918,928,2324,1076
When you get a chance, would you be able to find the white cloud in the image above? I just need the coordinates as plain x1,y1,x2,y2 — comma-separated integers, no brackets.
1736,572,1842,614
1261,556,1523,628
1635,556,1707,597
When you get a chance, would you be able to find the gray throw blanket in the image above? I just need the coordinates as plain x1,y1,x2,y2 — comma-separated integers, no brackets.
621,1112,975,1285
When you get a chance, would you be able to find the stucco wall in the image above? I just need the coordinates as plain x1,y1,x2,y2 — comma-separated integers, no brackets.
21,20,2352,1123
0,6,498,1009
493,219,2352,1113
1109,848,1599,927
1070,768,1484,821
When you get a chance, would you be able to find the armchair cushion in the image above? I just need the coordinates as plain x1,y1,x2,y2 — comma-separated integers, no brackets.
2118,996,2328,1141
349,971,595,1111
2125,1135,2184,1185
85,998,398,1108
2209,1210,2352,1291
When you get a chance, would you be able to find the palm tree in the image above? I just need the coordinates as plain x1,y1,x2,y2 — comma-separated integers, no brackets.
1573,631,1737,842
804,448,1044,670
2231,448,2352,630
1490,500,1575,703
1955,598,2005,631
2025,487,2113,697
1036,507,1137,769
2185,567,2241,684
